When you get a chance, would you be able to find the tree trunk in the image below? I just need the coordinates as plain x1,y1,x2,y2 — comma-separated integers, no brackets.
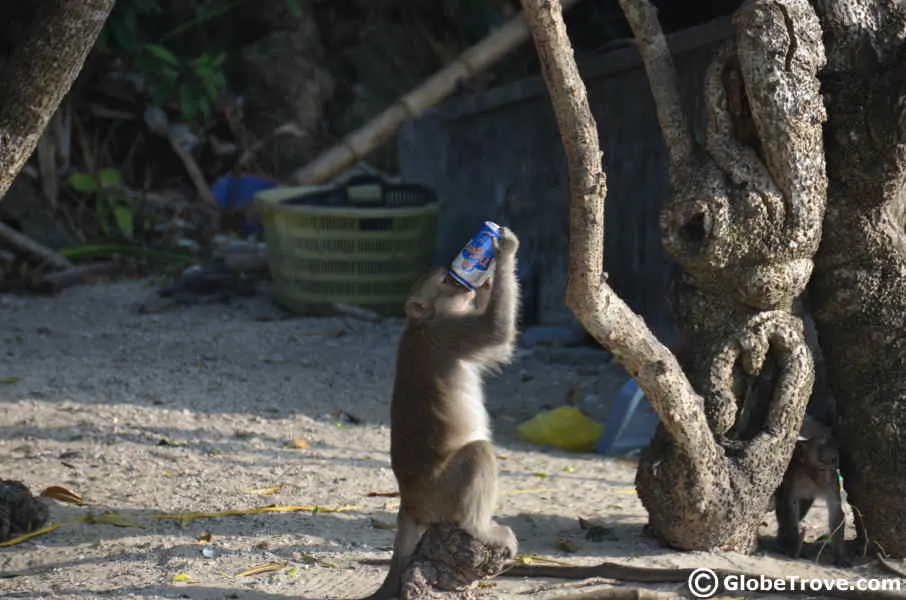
522,0,822,553
807,0,906,558
0,0,115,201
621,0,826,552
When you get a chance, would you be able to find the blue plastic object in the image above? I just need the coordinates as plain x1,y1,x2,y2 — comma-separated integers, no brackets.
595,378,660,455
211,174,278,232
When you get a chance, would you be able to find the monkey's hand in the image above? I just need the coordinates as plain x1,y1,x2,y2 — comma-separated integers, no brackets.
496,226,519,256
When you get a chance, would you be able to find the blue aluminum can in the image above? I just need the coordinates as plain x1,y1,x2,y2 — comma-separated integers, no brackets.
448,221,502,290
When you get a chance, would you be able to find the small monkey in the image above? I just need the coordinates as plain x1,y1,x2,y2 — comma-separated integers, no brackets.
363,227,521,600
774,415,847,565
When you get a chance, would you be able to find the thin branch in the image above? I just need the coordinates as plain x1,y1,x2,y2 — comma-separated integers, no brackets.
0,0,115,201
519,0,720,475
615,0,694,169
0,222,72,270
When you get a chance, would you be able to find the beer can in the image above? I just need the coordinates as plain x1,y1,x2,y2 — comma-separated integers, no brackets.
448,221,502,290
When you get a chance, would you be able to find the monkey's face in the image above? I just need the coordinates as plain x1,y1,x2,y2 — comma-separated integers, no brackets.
800,437,839,471
436,273,478,315
405,269,477,321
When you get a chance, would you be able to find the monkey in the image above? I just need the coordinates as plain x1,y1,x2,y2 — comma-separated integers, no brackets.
362,227,521,600
774,414,847,565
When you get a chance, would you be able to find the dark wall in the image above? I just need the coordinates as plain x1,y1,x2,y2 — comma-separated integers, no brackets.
398,18,731,343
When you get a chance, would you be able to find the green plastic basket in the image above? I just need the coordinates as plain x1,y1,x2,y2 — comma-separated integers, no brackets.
254,176,441,317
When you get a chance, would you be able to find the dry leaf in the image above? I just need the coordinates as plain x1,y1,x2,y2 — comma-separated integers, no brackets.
366,491,399,498
532,472,548,479
249,485,283,495
235,561,286,577
286,438,309,449
0,377,21,384
369,518,395,530
172,573,199,583
40,485,87,506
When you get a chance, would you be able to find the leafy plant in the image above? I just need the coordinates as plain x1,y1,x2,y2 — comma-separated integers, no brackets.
67,168,138,242
138,44,227,122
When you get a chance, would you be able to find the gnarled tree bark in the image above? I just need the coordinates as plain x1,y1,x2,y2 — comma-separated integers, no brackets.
521,0,825,553
623,0,828,552
0,0,114,202
807,0,906,558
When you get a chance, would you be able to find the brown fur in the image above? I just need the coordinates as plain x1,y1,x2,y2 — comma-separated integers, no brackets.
362,227,522,600
774,415,847,565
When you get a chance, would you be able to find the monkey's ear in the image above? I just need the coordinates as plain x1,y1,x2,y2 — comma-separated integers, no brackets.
405,299,432,320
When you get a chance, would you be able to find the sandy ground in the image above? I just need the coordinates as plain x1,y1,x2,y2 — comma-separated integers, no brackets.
0,280,902,600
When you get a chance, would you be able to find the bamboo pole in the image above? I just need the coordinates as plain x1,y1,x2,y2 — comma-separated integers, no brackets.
291,0,588,186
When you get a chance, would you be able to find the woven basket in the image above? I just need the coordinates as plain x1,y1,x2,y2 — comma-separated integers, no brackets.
255,176,440,317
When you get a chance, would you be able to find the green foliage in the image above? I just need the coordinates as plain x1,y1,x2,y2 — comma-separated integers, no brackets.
137,44,227,122
95,0,304,124
66,168,143,242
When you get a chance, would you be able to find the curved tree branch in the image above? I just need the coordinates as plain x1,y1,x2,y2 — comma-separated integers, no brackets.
0,0,115,201
616,0,694,173
518,0,720,492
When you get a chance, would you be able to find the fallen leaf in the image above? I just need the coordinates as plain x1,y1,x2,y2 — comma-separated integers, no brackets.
496,454,509,460
477,581,497,588
532,472,548,479
286,438,309,449
0,377,20,384
366,491,399,498
370,518,395,530
236,561,286,577
249,485,283,496
562,466,576,473
39,485,87,506
172,573,199,583
285,566,299,576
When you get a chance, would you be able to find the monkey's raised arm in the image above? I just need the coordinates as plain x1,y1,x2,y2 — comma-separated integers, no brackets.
430,228,521,362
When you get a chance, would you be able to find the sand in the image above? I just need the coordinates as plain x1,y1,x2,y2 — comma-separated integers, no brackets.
0,280,900,600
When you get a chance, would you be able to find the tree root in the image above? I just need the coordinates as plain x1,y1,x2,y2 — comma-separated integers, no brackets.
399,523,514,600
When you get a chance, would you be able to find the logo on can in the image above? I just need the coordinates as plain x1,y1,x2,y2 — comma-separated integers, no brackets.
448,221,501,290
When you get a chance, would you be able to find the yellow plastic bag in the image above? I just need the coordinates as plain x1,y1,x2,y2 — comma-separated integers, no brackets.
516,406,604,453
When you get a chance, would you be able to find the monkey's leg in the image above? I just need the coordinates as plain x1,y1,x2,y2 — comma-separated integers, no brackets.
775,482,802,558
438,440,518,555
364,509,424,600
